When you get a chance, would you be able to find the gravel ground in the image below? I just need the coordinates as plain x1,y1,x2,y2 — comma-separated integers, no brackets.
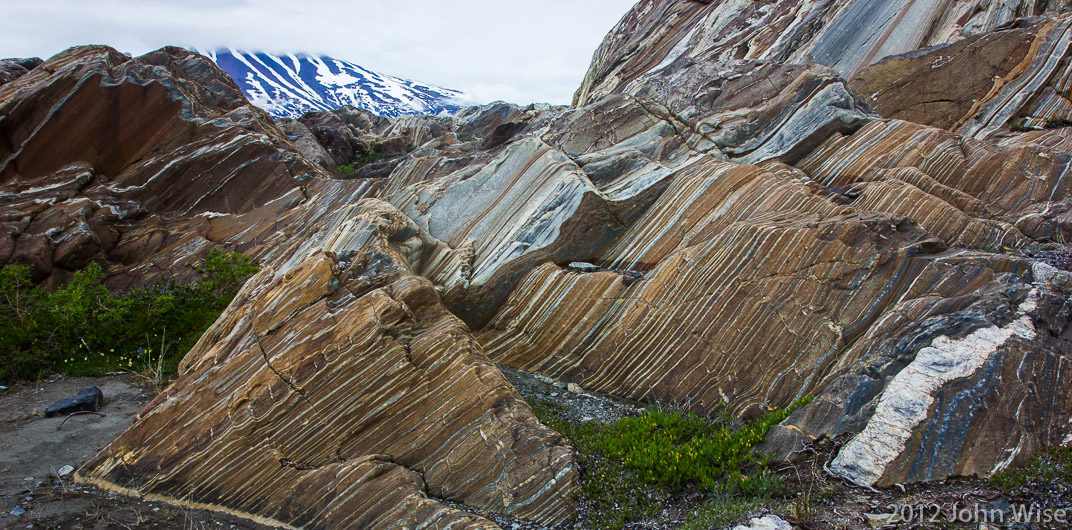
0,374,275,530
500,366,644,424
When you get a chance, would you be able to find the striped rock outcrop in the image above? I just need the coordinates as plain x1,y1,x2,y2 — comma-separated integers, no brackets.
78,198,578,528
12,0,1072,524
850,15,1072,137
0,45,579,529
0,45,322,288
492,0,1072,489
575,0,1072,106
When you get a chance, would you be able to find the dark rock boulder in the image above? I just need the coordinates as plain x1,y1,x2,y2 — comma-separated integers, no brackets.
45,386,105,418
0,57,41,87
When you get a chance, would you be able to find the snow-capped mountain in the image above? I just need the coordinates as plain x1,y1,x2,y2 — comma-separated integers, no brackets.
198,49,468,119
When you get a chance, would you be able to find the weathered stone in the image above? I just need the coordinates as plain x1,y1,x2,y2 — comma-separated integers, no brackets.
387,136,627,328
78,200,578,529
44,386,104,418
277,118,335,171
851,16,1072,138
481,121,527,150
575,0,1072,107
10,234,53,281
4,3,1070,526
850,21,1040,131
0,45,325,288
0,224,16,265
732,515,794,530
53,223,104,270
622,58,873,163
0,57,40,87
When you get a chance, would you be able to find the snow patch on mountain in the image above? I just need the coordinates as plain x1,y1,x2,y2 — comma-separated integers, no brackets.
198,49,469,119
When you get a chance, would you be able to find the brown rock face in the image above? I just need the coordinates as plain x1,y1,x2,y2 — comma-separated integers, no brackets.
851,15,1072,137
80,200,576,528
6,1,1072,526
0,46,321,287
849,22,1040,132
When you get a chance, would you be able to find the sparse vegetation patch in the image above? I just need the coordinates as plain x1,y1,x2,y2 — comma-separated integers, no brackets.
528,396,812,529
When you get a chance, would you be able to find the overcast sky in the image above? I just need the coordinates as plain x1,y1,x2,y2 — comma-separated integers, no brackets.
0,0,638,105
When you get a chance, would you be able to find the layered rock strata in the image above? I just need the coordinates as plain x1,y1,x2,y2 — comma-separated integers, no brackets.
0,46,320,287
575,0,1072,110
80,199,577,528
0,0,1068,526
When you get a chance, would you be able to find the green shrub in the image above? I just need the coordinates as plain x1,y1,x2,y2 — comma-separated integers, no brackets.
197,248,258,298
1044,117,1072,129
354,142,379,166
0,249,258,382
990,446,1072,505
336,164,356,179
597,404,804,492
335,143,388,179
529,397,812,529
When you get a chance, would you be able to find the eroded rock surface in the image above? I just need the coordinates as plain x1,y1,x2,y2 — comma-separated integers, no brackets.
0,46,321,287
0,57,40,87
575,0,1072,106
79,200,576,528
2,0,1070,526
852,15,1072,137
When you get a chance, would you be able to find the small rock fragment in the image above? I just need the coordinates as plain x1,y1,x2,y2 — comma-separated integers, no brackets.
57,465,74,477
731,515,792,530
865,513,904,528
568,262,601,273
10,506,25,516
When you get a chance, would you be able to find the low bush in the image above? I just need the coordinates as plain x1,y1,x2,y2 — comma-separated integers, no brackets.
529,397,812,529
1045,117,1072,129
0,249,257,382
335,143,382,180
336,164,356,178
354,142,379,166
990,446,1072,508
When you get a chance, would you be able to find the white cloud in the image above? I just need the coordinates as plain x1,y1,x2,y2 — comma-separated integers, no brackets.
0,0,638,105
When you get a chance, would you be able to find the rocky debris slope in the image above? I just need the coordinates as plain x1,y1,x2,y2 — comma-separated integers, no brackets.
0,0,1070,527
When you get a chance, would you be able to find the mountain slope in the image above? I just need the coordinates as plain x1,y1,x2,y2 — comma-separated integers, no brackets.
200,49,467,118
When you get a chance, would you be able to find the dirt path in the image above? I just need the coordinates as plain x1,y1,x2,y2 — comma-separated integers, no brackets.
0,374,275,529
